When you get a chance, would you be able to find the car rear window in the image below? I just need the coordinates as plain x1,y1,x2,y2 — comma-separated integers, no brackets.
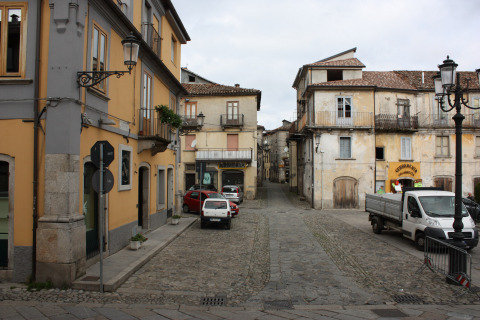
223,187,237,193
204,201,227,209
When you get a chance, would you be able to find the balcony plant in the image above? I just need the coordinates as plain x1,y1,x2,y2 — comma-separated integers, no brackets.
130,233,147,250
155,105,182,129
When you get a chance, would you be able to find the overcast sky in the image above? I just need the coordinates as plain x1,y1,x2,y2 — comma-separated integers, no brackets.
173,0,480,130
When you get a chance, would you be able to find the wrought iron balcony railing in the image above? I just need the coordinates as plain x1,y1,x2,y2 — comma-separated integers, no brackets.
220,114,245,129
138,108,172,141
375,114,419,131
196,148,252,162
419,113,480,129
315,111,374,129
181,116,204,130
141,23,161,58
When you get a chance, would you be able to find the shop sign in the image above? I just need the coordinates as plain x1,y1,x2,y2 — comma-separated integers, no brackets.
219,162,247,169
394,163,418,177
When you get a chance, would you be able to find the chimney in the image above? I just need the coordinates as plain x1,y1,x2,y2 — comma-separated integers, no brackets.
235,84,240,88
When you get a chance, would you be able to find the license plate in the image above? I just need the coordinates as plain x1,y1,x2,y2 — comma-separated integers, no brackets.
210,218,221,222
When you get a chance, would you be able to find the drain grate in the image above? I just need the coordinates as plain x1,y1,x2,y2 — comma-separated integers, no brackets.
201,297,226,306
372,309,408,318
264,300,293,310
391,294,423,304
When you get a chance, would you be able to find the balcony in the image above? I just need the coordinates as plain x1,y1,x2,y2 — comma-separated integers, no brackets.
196,148,252,162
181,116,204,131
138,108,172,155
220,114,245,130
375,114,419,132
141,23,161,58
315,111,373,129
419,114,480,129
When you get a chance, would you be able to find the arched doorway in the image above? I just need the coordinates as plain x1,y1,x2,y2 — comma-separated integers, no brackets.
333,177,358,208
83,162,99,259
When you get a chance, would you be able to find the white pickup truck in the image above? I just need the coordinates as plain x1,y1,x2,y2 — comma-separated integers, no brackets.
366,188,479,250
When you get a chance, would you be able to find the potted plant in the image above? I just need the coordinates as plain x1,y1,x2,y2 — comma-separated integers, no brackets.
171,214,181,225
130,233,147,250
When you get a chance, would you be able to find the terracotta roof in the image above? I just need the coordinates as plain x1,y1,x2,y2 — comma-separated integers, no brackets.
363,72,417,90
310,78,373,87
182,83,261,96
307,58,365,68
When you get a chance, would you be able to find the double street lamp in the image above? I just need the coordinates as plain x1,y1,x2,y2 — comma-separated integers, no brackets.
433,57,480,279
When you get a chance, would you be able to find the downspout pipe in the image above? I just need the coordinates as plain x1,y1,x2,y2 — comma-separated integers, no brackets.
311,131,315,209
32,0,43,281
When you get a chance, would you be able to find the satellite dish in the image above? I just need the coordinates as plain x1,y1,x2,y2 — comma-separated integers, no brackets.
284,147,289,152
191,139,197,148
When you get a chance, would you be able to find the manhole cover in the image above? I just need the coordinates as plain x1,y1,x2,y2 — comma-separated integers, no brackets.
82,276,100,282
372,309,408,317
264,300,293,310
391,294,423,304
201,297,226,306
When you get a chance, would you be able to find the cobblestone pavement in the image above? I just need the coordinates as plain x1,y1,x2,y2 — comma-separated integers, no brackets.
1,181,480,319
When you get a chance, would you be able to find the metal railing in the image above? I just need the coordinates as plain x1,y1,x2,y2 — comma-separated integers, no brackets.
196,148,252,161
138,108,172,141
181,116,203,129
375,114,419,131
141,23,161,58
419,113,480,129
315,111,373,128
416,236,473,294
220,114,245,128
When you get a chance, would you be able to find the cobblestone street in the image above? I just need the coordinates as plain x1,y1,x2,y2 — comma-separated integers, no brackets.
1,181,480,319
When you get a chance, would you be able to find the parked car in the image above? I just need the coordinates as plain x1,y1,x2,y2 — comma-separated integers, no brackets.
183,190,239,216
188,184,217,192
201,198,232,229
221,185,243,204
463,197,480,222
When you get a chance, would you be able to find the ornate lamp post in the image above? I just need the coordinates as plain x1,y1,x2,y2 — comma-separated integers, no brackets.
433,57,480,281
77,32,140,87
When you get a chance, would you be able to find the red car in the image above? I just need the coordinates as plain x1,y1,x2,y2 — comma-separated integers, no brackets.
183,190,239,216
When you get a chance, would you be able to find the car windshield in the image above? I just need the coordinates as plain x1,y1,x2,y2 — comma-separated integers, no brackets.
204,201,227,209
223,187,237,193
418,196,469,217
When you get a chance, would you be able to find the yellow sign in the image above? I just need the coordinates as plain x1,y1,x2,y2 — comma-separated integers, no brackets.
390,162,420,179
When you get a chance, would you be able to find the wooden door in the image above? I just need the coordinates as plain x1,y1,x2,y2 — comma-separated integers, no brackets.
333,177,358,208
434,177,453,191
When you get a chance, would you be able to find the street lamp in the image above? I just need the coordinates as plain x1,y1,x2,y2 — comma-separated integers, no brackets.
434,56,480,281
77,32,140,87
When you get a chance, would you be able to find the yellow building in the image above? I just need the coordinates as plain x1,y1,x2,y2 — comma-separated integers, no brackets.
0,0,189,286
178,69,261,200
292,48,480,209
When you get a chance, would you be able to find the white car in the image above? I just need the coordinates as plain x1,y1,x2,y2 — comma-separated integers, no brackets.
201,198,232,229
221,185,243,204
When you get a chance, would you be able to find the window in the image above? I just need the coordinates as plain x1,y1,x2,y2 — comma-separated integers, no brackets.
226,101,240,126
157,167,165,209
436,136,449,157
185,102,197,119
141,71,153,135
397,99,410,127
185,134,196,151
473,97,480,125
407,197,420,215
227,101,239,121
188,75,196,82
92,24,108,91
171,36,176,63
401,137,412,160
476,136,480,158
376,147,385,160
339,137,351,158
0,3,26,77
327,69,342,82
119,145,132,191
336,97,352,125
227,134,239,151
434,96,448,121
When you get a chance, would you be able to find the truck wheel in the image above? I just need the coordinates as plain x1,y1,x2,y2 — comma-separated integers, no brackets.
183,204,190,213
415,233,425,251
372,217,383,234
